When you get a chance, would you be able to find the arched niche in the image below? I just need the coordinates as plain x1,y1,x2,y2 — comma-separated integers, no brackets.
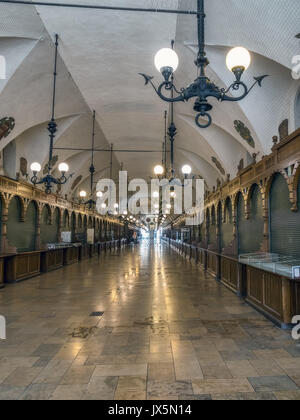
62,210,70,231
236,192,248,254
71,212,76,242
217,202,222,251
7,198,37,252
243,184,264,253
78,214,83,230
40,206,59,245
270,173,300,258
295,89,300,130
205,208,210,245
221,197,233,250
209,206,216,248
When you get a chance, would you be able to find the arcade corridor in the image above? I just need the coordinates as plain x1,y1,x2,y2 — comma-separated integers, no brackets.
0,241,299,400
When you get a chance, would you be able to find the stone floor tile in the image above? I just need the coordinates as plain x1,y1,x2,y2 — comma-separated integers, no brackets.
0,385,26,400
248,376,299,392
147,381,194,398
3,367,42,387
212,392,276,400
249,360,286,377
19,384,57,400
60,366,95,385
202,365,233,380
192,378,254,395
49,384,87,400
148,362,175,381
226,361,260,378
275,391,300,400
93,364,148,377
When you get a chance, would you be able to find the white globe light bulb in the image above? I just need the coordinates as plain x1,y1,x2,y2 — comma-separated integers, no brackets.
153,191,159,198
58,162,69,173
30,162,41,173
114,203,119,209
96,191,103,198
182,165,192,175
80,190,87,198
154,165,164,176
154,48,179,73
101,203,107,209
226,47,251,72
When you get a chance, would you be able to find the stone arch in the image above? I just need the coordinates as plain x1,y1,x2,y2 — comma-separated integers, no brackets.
40,204,59,245
62,209,70,230
78,213,83,229
7,197,37,251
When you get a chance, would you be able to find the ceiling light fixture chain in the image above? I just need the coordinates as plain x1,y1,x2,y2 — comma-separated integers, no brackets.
139,0,269,129
30,34,72,194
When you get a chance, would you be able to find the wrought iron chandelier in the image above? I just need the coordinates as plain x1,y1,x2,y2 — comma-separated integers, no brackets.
79,111,103,209
140,0,268,129
30,35,72,194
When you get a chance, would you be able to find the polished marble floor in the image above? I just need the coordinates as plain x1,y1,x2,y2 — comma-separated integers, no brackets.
0,241,300,400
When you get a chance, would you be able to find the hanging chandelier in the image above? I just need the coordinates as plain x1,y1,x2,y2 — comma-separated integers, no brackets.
153,87,194,187
140,0,268,129
30,35,72,194
79,111,103,209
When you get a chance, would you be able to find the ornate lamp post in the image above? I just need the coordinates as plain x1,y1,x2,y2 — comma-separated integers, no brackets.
140,0,268,129
30,35,72,193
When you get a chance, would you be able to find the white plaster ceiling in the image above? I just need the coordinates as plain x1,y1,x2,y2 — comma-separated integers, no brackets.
0,0,299,203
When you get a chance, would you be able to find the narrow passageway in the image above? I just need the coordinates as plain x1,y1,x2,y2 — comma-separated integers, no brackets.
0,241,299,400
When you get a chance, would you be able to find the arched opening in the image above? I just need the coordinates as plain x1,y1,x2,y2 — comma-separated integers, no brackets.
209,206,216,249
236,192,247,254
7,198,37,252
217,202,222,252
62,210,69,231
244,184,264,253
205,209,210,246
71,212,76,242
295,89,300,129
40,206,59,245
221,197,233,251
270,173,300,257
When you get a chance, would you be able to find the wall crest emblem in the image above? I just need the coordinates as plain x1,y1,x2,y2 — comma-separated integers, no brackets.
234,120,255,148
0,117,15,140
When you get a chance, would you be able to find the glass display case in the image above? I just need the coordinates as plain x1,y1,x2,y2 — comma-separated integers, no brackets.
239,252,300,280
46,242,82,250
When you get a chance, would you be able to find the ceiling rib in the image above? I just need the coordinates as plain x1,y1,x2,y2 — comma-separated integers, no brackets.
0,0,197,15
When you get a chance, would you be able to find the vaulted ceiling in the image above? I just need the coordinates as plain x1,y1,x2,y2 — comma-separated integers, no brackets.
0,0,299,200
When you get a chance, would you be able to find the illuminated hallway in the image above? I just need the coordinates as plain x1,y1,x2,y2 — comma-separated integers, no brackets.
0,241,299,400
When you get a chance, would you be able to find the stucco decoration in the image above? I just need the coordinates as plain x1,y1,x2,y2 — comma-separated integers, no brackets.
0,117,15,140
19,157,27,177
43,155,58,175
234,120,255,148
278,119,289,140
211,157,225,176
